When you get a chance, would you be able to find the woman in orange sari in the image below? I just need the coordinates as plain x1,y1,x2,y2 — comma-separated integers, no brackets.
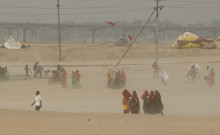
62,68,67,88
122,89,131,114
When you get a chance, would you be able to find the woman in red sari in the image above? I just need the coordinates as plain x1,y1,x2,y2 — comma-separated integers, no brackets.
208,68,215,87
62,68,67,88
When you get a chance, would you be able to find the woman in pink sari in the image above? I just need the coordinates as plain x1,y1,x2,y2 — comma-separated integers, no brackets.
208,68,215,87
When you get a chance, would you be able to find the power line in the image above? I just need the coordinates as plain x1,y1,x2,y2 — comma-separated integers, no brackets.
164,0,220,2
0,0,153,10
0,7,154,16
165,6,220,9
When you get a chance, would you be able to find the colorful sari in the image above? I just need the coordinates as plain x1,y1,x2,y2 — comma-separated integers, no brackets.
208,69,215,87
122,89,131,113
62,69,67,88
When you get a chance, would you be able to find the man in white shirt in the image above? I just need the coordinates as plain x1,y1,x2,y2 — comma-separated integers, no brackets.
31,91,42,111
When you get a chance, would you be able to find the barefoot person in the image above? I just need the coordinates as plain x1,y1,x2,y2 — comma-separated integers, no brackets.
31,91,42,111
24,65,32,80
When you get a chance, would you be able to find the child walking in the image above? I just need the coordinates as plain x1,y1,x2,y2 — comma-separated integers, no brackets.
24,65,32,80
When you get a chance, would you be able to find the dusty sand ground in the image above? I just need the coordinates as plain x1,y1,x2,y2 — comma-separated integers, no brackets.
0,43,220,134
1,109,220,135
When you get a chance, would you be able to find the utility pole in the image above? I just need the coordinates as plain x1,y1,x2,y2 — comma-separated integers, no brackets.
155,0,159,64
57,0,61,61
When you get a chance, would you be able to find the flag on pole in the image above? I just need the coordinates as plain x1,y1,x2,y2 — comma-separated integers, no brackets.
105,21,116,27
128,34,132,40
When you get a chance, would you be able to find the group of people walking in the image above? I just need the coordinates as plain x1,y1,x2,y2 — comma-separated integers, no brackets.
107,69,126,89
122,89,164,115
186,63,215,87
56,65,81,89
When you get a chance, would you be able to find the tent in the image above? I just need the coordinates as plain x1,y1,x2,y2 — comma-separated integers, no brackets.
114,36,126,46
171,32,216,49
4,35,21,49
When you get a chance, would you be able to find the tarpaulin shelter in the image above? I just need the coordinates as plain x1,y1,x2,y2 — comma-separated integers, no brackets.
171,32,216,49
4,35,21,49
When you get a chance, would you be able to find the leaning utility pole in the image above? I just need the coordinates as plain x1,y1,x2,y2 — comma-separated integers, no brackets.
155,0,159,64
57,0,61,61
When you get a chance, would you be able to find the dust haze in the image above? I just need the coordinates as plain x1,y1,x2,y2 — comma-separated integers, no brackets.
0,0,220,135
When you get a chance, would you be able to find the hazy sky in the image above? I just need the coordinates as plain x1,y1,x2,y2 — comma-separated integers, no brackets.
0,0,219,24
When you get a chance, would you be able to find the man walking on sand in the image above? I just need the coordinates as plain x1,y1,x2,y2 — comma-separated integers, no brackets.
31,91,42,111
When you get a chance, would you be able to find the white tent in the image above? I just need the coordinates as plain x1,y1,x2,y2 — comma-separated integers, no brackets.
4,35,21,49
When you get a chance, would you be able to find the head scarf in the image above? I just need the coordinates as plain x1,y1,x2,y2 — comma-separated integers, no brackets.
122,89,131,97
150,91,155,103
142,90,148,100
133,90,138,99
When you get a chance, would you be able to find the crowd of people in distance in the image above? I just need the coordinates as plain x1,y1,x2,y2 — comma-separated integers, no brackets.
122,89,164,115
23,62,82,89
204,66,215,87
186,63,215,87
107,69,126,89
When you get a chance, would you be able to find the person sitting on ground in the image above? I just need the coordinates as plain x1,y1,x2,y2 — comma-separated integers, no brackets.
129,90,140,114
122,89,132,114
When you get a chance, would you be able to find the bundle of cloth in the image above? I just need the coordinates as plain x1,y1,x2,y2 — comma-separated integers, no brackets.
171,32,216,49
